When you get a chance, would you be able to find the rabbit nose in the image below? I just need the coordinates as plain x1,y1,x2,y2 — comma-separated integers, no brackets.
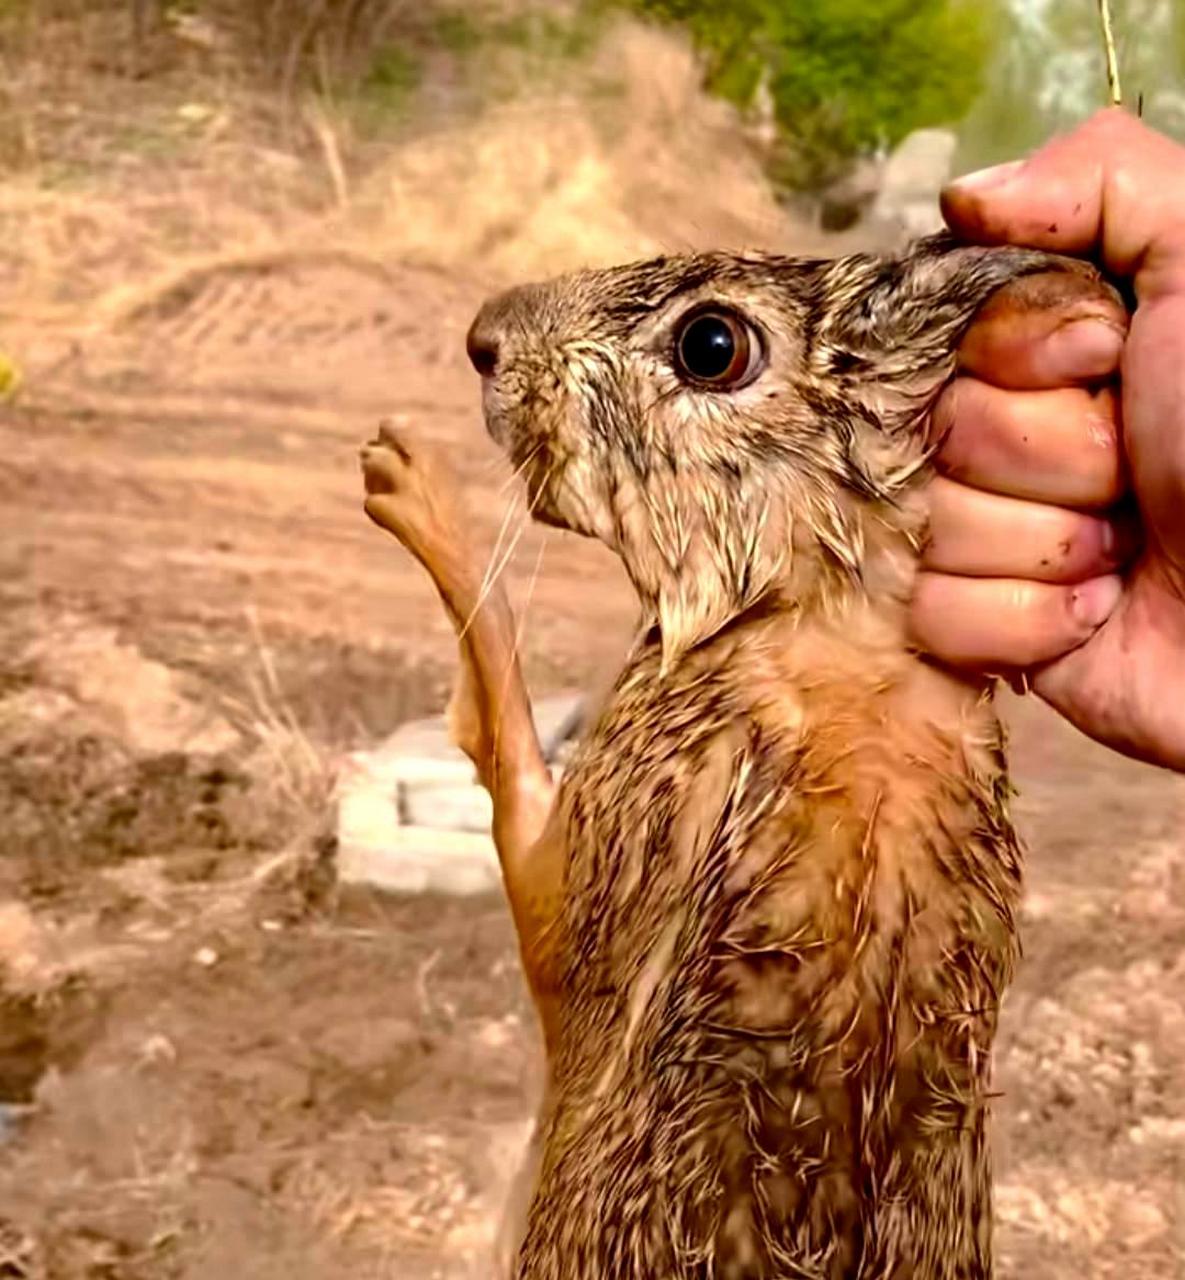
467,284,546,377
466,313,501,378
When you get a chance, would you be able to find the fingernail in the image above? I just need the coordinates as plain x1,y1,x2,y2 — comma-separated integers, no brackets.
947,159,1026,194
1070,574,1122,628
1043,318,1125,381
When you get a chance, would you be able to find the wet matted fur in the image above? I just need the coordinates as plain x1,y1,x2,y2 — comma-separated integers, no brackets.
370,232,1119,1279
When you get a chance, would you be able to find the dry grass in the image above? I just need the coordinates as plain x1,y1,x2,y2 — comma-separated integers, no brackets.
235,0,425,92
231,608,336,852
340,16,809,279
1096,0,1124,106
0,14,854,1275
0,9,1182,1277
0,2,817,335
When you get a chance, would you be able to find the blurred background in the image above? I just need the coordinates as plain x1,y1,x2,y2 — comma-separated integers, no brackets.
0,0,1182,293
0,2,1183,1278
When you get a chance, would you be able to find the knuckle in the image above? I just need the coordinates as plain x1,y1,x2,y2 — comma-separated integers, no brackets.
931,382,989,472
999,582,1072,665
1003,578,1044,618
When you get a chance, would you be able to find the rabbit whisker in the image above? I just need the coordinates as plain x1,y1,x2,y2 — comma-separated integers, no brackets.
460,462,554,642
479,475,532,603
500,441,544,495
493,529,548,760
481,443,545,596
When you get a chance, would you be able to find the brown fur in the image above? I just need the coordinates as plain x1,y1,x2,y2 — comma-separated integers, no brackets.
361,233,1118,1278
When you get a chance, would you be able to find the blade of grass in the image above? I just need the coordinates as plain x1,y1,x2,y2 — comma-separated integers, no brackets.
1097,0,1123,107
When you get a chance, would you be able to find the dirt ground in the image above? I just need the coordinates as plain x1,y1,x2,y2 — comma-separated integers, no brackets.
0,245,624,1280
0,9,1183,1280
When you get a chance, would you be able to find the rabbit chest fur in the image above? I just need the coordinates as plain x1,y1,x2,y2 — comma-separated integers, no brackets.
469,235,1113,1279
520,606,1019,1279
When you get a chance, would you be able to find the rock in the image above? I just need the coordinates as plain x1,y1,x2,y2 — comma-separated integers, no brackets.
819,153,884,233
870,128,958,238
403,782,494,834
364,714,475,789
334,693,586,895
1128,1116,1185,1146
337,813,501,896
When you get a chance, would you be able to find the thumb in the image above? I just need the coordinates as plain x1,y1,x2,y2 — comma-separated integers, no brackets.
941,108,1185,299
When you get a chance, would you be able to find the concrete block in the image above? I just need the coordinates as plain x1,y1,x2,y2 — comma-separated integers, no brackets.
333,690,587,895
401,781,494,833
337,823,501,896
368,716,475,787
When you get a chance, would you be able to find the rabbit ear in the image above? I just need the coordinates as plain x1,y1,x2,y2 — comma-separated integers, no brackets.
811,236,1110,397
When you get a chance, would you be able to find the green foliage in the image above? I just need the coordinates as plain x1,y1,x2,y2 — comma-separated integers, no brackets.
514,11,600,61
620,0,997,190
434,4,602,70
360,45,422,112
355,3,602,125
431,8,485,56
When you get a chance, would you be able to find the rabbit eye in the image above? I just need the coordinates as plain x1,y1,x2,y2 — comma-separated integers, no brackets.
673,309,762,388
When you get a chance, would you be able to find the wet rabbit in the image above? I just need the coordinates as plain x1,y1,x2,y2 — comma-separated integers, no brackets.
360,232,1118,1279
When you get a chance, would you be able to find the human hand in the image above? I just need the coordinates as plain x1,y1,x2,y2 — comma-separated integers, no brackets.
910,108,1185,772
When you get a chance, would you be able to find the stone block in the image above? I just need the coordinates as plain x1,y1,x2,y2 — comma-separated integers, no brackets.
333,691,586,895
336,824,501,896
401,781,494,833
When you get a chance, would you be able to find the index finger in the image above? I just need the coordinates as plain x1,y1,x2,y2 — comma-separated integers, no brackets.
942,108,1185,301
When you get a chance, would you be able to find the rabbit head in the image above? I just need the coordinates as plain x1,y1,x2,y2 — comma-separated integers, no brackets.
468,234,1104,672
